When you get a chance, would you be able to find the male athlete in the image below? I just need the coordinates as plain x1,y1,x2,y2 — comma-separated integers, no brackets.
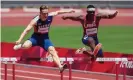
62,5,118,62
13,5,75,73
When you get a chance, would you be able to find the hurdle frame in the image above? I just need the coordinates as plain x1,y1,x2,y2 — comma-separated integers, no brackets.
1,57,17,80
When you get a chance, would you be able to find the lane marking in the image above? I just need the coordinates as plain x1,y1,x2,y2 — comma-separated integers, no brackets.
1,73,51,80
1,68,99,80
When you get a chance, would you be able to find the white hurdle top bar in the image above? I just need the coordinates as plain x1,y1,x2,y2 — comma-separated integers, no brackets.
60,57,74,62
96,58,128,62
0,57,18,62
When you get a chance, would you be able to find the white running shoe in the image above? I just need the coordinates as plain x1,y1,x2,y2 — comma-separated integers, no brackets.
13,44,22,50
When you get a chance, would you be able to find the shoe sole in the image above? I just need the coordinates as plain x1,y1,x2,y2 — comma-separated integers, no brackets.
60,63,67,73
93,43,102,56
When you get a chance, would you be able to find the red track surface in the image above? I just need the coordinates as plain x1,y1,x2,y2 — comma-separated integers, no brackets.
1,63,133,80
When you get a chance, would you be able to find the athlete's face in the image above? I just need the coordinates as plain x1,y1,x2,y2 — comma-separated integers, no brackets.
86,8,95,20
87,11,95,16
40,9,49,21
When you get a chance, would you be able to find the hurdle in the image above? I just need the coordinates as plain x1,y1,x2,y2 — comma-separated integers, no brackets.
96,58,128,80
60,58,66,80
60,57,74,80
1,57,17,80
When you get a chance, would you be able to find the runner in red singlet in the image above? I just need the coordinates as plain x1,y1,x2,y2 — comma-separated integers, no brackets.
62,5,118,63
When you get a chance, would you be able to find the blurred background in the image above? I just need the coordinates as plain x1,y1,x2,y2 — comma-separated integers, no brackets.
1,0,133,53
1,0,133,8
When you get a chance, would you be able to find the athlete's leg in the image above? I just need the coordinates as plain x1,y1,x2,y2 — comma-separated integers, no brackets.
94,37,104,58
48,46,62,68
22,40,32,49
88,37,96,51
81,35,103,61
93,36,104,63
13,33,37,50
93,43,102,55
43,39,67,73
87,36,104,57
14,40,33,50
81,43,101,61
82,36,96,56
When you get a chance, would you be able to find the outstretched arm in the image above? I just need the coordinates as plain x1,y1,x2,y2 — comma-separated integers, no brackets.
15,19,36,44
49,9,75,16
97,10,118,19
62,15,84,22
56,9,75,15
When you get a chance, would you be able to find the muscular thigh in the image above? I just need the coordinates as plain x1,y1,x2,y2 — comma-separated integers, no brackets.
29,33,38,46
82,35,99,45
22,40,32,49
41,39,53,51
82,35,94,46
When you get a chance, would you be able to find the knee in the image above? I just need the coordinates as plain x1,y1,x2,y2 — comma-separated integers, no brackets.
48,46,57,56
22,40,32,49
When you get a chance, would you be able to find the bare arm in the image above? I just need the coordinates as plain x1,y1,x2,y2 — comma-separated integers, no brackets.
56,9,75,15
16,19,36,44
97,10,118,19
62,15,84,22
49,9,76,16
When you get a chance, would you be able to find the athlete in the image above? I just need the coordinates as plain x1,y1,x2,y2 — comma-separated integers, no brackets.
62,5,118,62
13,5,75,73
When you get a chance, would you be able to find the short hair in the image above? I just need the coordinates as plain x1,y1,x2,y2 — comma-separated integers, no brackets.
87,5,95,12
40,5,49,11
87,5,95,9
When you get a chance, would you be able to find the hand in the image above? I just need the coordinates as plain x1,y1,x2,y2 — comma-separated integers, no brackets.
115,10,118,14
62,16,67,20
15,39,21,45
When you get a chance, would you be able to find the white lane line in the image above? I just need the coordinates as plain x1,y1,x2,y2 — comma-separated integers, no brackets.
1,68,99,80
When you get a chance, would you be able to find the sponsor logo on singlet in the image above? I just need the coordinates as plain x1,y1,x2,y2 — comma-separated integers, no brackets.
38,24,50,33
86,28,97,35
85,21,96,28
85,21,97,35
37,18,51,33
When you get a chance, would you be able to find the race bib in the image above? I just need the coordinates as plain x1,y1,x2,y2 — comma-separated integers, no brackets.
86,28,97,35
38,24,50,33
38,27,49,33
